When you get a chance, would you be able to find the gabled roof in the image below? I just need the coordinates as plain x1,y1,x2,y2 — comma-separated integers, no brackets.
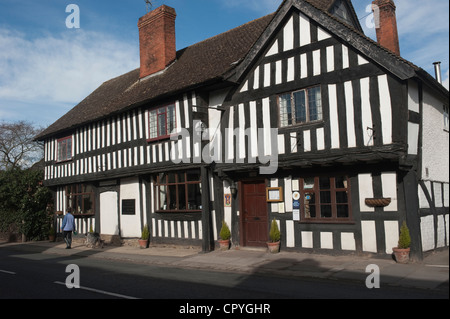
231,0,448,95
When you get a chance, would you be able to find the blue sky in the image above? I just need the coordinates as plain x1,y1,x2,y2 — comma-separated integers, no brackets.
0,0,448,129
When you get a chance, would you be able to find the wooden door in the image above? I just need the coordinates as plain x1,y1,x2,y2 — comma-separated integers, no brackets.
241,181,268,247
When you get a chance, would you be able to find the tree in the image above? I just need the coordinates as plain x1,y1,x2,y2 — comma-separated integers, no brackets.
0,121,44,170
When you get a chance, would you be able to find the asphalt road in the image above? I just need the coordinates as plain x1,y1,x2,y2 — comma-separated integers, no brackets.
0,246,447,305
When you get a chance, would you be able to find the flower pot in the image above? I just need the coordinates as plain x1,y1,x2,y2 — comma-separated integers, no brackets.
218,239,230,250
49,235,55,242
267,241,280,254
393,247,410,264
138,239,149,249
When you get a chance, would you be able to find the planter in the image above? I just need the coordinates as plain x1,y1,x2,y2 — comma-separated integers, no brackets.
365,198,391,207
392,247,410,264
218,239,230,250
267,241,280,254
138,239,149,249
49,235,55,242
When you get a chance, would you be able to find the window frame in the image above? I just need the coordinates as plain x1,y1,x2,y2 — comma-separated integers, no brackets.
298,176,353,224
147,103,177,142
65,184,95,216
57,136,73,163
278,85,323,128
154,170,202,213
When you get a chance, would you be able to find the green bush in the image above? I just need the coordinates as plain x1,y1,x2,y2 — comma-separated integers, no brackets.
0,169,52,241
398,221,411,249
141,224,150,240
269,219,281,243
219,220,231,240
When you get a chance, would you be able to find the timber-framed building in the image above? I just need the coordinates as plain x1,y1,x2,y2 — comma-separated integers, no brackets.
36,0,449,260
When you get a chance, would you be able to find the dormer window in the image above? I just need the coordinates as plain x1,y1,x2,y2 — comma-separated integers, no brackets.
57,136,73,162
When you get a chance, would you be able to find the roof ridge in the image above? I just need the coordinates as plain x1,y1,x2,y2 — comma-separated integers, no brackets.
180,12,276,51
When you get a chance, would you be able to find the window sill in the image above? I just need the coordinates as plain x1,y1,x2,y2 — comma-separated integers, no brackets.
155,210,202,214
55,159,73,164
279,120,324,132
147,135,172,143
298,219,355,225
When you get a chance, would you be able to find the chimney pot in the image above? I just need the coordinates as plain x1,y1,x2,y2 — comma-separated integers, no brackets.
372,0,400,56
433,62,442,84
138,5,177,79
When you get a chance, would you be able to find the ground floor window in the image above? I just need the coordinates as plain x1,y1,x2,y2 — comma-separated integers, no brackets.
66,184,95,216
155,170,202,212
299,176,352,222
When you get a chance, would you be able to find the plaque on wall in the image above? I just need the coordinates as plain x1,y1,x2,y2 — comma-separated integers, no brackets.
122,199,136,215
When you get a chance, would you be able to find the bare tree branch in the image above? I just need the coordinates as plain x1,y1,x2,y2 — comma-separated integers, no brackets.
0,121,44,170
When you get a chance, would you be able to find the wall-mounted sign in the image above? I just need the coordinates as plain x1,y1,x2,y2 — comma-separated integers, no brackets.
267,187,283,202
224,194,232,207
293,191,300,221
122,199,136,215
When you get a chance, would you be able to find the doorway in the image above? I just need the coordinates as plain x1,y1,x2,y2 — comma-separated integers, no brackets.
241,181,268,247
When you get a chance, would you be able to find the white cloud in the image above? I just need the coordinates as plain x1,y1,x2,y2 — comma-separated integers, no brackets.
358,0,448,86
220,0,280,14
0,28,139,107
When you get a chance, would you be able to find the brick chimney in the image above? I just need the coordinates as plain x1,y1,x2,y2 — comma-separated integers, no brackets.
372,0,400,56
138,5,176,79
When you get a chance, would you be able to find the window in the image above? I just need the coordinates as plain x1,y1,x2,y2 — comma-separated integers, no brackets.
444,105,449,131
279,86,322,127
155,170,202,212
148,104,176,140
299,176,352,222
57,136,72,162
66,184,95,215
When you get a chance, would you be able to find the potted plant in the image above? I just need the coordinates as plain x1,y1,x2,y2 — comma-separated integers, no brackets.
393,221,411,264
218,220,231,250
139,224,150,249
48,225,56,242
86,224,96,245
267,218,281,253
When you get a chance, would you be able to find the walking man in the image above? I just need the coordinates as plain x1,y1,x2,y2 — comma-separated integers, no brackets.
61,208,76,249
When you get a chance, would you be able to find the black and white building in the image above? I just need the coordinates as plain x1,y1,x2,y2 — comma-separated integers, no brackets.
36,0,449,260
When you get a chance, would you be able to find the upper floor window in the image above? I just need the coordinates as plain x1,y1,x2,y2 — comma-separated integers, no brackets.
57,136,72,162
148,104,176,141
279,86,322,127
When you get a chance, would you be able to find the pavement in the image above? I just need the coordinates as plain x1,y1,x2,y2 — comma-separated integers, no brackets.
1,240,448,294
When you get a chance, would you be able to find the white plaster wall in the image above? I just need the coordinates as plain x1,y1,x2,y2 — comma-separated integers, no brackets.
421,86,449,183
421,215,435,251
320,232,333,249
286,220,295,248
341,233,356,251
361,221,377,253
358,174,374,212
384,221,399,254
301,231,313,248
119,177,142,238
100,191,118,235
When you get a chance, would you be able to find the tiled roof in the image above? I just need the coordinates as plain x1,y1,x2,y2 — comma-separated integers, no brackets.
36,13,275,140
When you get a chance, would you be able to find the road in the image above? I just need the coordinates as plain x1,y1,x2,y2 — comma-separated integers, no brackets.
0,246,447,305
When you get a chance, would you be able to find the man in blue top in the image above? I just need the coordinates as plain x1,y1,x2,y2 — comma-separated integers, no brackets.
61,208,76,249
